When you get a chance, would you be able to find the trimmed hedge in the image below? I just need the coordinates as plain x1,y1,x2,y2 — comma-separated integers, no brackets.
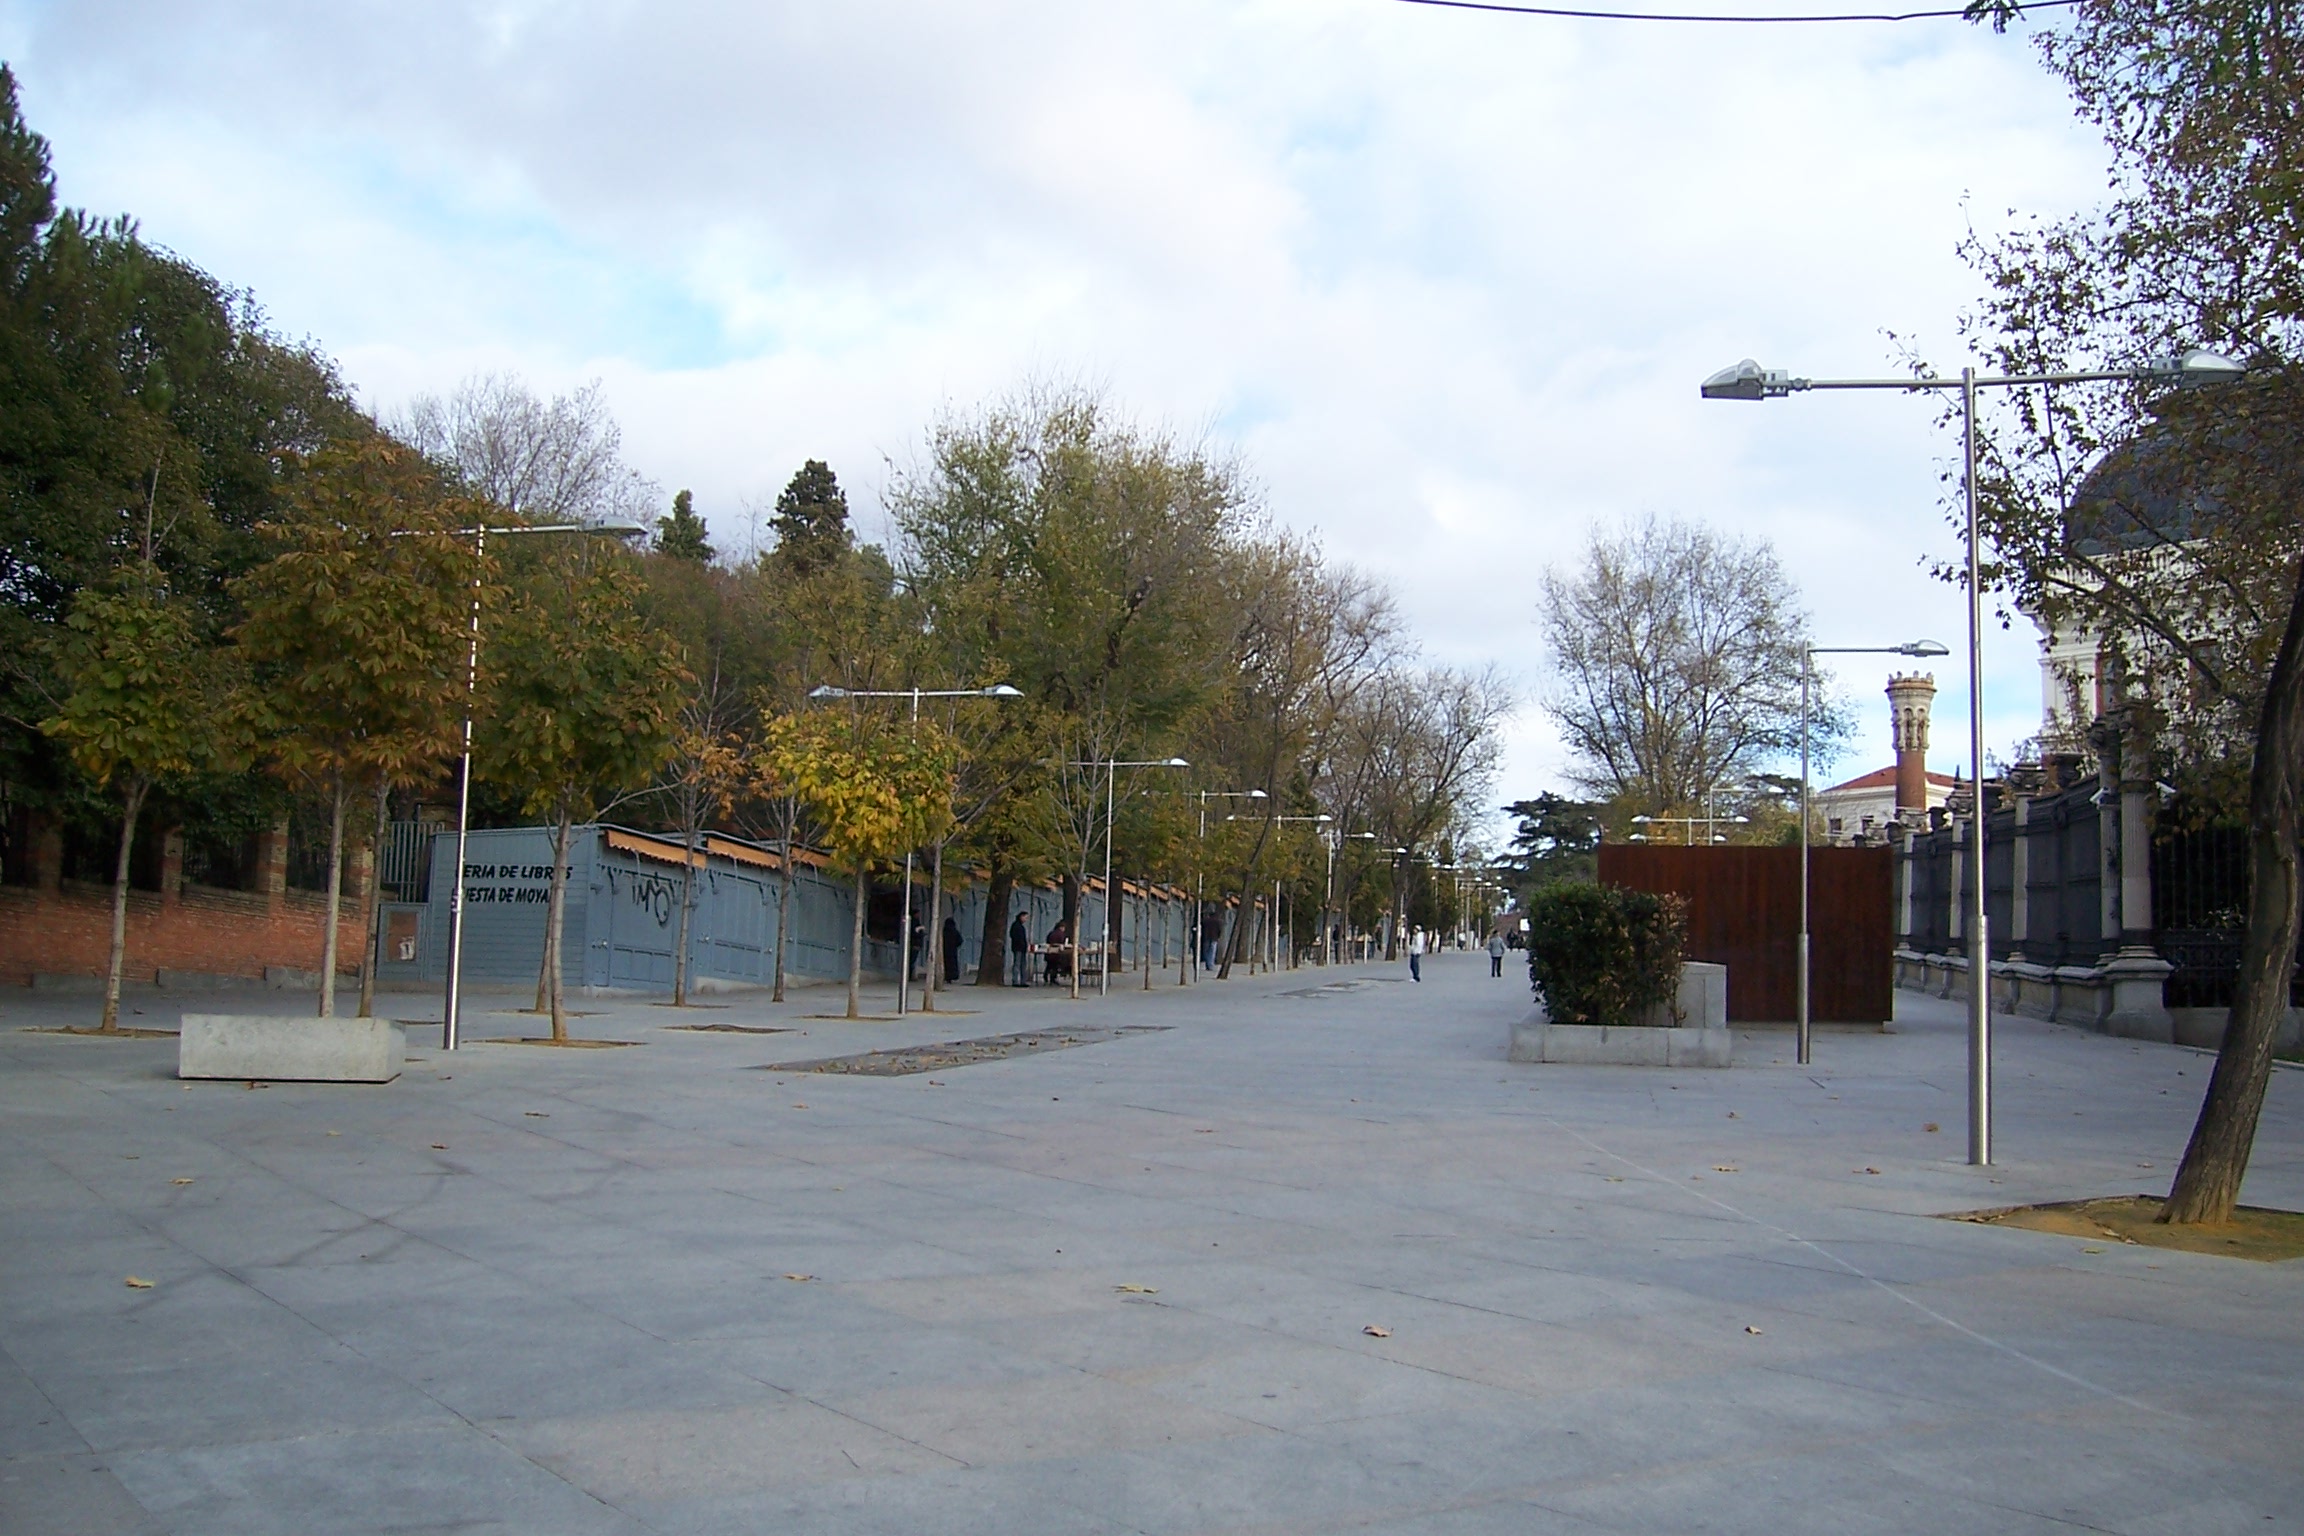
1524,883,1688,1027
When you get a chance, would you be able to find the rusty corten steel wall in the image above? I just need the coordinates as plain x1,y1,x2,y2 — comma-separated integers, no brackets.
1595,844,1893,1023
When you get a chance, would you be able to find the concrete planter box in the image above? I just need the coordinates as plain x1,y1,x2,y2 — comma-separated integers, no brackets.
179,1014,403,1083
1509,962,1731,1067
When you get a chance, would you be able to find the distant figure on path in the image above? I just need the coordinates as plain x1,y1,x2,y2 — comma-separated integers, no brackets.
1487,929,1506,977
1009,910,1031,986
1201,910,1223,972
942,915,963,984
1409,926,1425,983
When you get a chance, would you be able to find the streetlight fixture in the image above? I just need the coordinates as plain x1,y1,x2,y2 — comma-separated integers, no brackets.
1068,758,1190,996
1795,640,1950,1068
1628,812,1748,846
1189,789,1266,982
1702,345,2244,1164
409,516,651,1052
1329,829,1379,965
807,683,1022,1014
1228,813,1331,970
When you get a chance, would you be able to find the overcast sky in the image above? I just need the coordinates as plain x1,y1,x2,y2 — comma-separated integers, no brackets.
1,1,2111,827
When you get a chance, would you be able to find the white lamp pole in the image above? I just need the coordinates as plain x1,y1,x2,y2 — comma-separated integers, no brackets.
1075,758,1190,996
407,517,650,1052
1703,344,2244,1163
1191,789,1266,983
808,683,1020,1014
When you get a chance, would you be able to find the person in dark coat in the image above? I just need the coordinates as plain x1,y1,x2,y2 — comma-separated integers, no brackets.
942,915,963,984
1008,910,1030,986
1046,918,1072,983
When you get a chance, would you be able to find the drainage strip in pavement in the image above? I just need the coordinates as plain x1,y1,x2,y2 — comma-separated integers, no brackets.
759,1024,1172,1077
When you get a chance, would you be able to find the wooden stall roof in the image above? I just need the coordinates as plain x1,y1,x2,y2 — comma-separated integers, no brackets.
601,827,830,874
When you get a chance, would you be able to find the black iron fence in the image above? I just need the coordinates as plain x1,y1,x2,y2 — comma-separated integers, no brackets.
2154,818,2303,1007
1901,779,2107,967
1902,783,2300,1006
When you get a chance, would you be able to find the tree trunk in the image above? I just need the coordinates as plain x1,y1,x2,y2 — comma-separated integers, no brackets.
358,778,388,1019
1217,819,1275,980
100,777,149,1033
319,773,347,1018
977,864,1013,987
1108,875,1124,978
545,806,573,1042
672,837,695,1006
2162,557,2304,1224
773,830,793,1003
1064,870,1081,999
923,841,944,1011
846,862,867,1019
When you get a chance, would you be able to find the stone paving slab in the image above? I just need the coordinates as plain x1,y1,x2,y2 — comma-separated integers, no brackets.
3,953,2301,1533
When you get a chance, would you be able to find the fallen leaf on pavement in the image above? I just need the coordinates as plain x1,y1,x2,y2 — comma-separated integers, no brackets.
1713,1166,1738,1173
524,1111,548,1118
1744,1325,1763,1335
124,1277,152,1289
1862,1167,1881,1175
170,1177,193,1186
1114,1284,1159,1295
1363,1325,1392,1338
783,1273,814,1282
1924,1123,1939,1133
430,1144,447,1150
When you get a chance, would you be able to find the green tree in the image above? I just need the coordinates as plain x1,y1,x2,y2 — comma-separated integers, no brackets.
769,460,853,578
39,570,241,1031
1499,794,1603,898
656,488,714,563
1,66,357,837
230,440,471,1018
479,547,690,1041
1960,0,2304,1223
761,709,956,1019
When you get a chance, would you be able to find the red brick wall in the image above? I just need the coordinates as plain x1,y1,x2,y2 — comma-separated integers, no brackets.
0,881,368,987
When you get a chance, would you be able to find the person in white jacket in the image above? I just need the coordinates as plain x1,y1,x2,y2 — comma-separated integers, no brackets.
1408,926,1425,983
1486,929,1506,978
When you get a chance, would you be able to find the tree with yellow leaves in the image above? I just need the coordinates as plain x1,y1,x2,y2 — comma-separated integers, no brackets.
760,709,956,1019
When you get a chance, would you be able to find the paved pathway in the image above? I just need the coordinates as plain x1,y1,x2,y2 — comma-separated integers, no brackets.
3,954,2300,1534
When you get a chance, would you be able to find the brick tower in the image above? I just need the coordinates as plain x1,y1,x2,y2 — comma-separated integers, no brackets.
1886,673,1937,815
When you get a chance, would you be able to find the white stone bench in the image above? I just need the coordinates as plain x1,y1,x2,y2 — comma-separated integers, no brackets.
178,1015,404,1083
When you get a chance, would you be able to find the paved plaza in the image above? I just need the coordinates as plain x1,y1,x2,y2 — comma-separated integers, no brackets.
4,954,2301,1534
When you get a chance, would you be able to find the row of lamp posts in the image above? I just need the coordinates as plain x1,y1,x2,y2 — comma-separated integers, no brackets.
1701,344,2246,1165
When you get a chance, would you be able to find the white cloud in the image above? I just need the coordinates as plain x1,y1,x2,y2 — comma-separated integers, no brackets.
4,0,2105,811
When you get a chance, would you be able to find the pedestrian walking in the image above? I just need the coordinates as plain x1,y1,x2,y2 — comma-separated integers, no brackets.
1408,926,1425,983
942,914,963,985
1008,910,1031,986
1487,929,1506,978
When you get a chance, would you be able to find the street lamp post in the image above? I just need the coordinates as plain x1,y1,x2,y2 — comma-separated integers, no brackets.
1229,813,1331,971
1326,829,1378,965
1796,640,1951,1067
808,684,1021,1015
1191,789,1266,983
1702,344,2244,1164
1074,758,1190,996
416,517,650,1053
